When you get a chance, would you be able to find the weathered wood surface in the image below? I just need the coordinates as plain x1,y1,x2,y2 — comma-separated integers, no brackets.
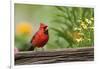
15,47,94,65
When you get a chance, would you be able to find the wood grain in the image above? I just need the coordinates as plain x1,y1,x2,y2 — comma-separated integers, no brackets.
15,47,94,65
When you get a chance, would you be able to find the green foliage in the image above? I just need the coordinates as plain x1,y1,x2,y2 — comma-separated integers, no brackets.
15,34,30,51
15,5,94,51
46,6,94,49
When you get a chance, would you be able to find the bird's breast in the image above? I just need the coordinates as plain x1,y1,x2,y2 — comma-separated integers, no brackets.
32,31,49,48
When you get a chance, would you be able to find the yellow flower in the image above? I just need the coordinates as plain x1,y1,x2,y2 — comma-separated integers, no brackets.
74,27,82,31
89,27,94,31
90,17,94,21
16,22,33,35
87,38,91,41
80,22,88,29
85,18,89,23
72,32,84,43
76,38,83,43
85,18,92,25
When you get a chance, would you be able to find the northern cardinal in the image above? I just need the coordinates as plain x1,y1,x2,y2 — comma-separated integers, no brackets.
28,23,49,51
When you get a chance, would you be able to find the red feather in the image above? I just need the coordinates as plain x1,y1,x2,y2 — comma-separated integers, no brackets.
29,23,49,50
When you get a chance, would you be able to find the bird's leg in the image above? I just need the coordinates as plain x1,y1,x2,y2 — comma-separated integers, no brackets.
41,47,45,51
34,47,38,52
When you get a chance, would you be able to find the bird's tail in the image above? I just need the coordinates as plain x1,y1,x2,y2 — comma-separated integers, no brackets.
28,43,35,51
28,46,35,51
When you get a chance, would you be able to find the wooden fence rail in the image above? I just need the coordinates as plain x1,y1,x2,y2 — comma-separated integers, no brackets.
15,47,94,65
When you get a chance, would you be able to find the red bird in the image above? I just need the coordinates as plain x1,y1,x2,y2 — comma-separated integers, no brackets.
28,23,49,51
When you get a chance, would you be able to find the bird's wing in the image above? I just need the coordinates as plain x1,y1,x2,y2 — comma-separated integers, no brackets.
30,32,38,43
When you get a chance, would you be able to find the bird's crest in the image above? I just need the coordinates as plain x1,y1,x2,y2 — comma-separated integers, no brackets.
40,23,48,29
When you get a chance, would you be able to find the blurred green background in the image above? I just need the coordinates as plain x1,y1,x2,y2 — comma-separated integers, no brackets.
14,4,94,51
